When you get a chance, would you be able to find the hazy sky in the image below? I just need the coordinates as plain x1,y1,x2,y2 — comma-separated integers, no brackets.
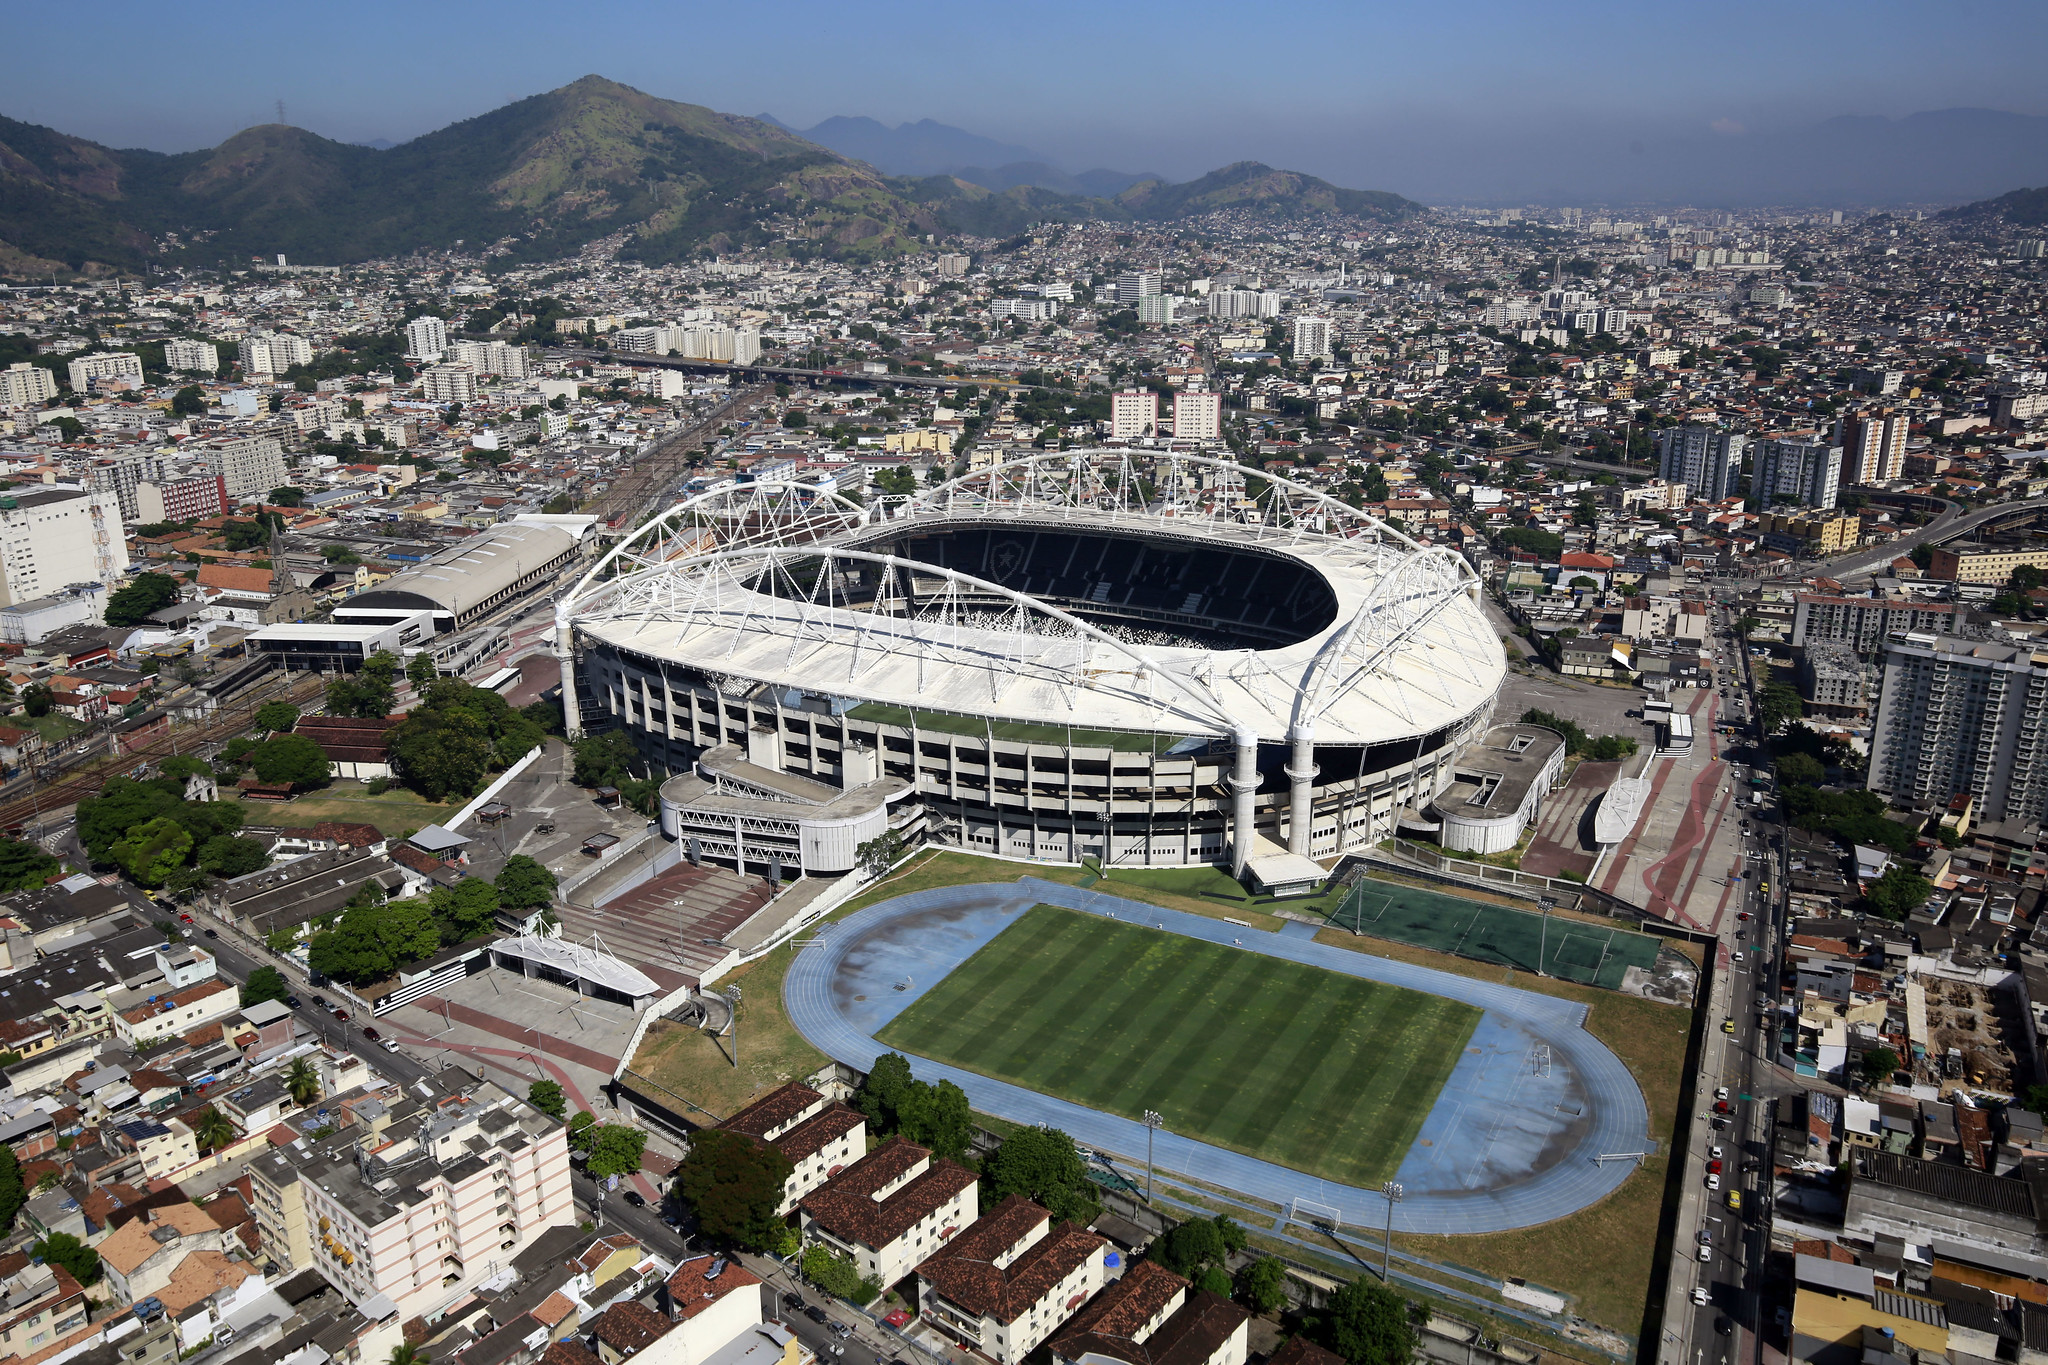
8,0,2048,202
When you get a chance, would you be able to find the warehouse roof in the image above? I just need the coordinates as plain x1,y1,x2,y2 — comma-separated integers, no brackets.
345,522,577,620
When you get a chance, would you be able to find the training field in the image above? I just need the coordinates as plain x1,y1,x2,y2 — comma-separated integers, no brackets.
877,903,1481,1187
1330,878,1662,990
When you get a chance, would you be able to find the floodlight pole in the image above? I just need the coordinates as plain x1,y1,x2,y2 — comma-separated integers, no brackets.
1142,1111,1164,1204
725,984,743,1068
1381,1181,1403,1280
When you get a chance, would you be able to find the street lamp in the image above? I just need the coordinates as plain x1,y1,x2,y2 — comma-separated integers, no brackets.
1142,1111,1164,1204
1380,1181,1404,1280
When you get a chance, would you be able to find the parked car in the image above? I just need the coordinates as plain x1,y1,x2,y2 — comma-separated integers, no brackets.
1705,1173,1721,1190
362,1027,381,1042
381,1038,400,1053
312,996,328,1009
1692,1287,1710,1305
830,1323,853,1340
1706,1159,1723,1174
286,996,301,1008
804,1307,829,1326
333,1009,349,1022
781,1294,804,1313
1697,1243,1713,1262
624,1191,646,1208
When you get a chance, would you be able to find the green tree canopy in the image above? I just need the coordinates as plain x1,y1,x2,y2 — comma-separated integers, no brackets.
239,966,291,1008
327,652,399,719
0,839,58,893
495,855,558,911
200,834,270,877
390,678,544,802
252,701,301,734
1775,752,1826,787
171,384,206,416
1313,1277,1415,1365
1866,864,1934,921
1236,1257,1288,1314
430,878,501,940
528,1079,566,1121
249,734,332,788
30,1232,99,1286
104,573,183,628
407,651,439,690
77,776,244,864
111,817,193,887
1861,1046,1901,1085
980,1125,1100,1226
308,897,440,984
675,1127,795,1251
583,1123,647,1180
0,1148,23,1233
1759,681,1806,734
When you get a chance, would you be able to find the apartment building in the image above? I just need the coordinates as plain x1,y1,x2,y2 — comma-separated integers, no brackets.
1837,408,1907,484
1750,437,1843,511
1172,390,1221,441
448,339,530,380
237,333,313,376
0,486,131,608
717,1082,865,1215
1290,317,1332,361
915,1195,1107,1365
1868,633,2048,823
1926,542,2048,585
0,1260,92,1365
1759,512,1858,557
66,352,144,395
163,339,221,374
111,978,238,1048
1110,390,1159,440
193,436,287,502
406,316,450,363
246,1069,573,1320
87,451,166,521
0,363,57,408
1046,1260,1248,1365
798,1135,978,1289
137,475,230,524
1655,426,1745,501
423,364,479,404
586,1256,767,1365
1791,595,1975,651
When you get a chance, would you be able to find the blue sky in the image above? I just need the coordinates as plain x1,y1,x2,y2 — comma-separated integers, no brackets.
7,0,2048,202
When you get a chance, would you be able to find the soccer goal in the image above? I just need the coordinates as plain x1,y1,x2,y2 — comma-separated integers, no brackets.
1287,1197,1345,1234
1335,886,1394,935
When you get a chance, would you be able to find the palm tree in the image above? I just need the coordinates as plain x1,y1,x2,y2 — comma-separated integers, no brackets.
285,1058,321,1108
193,1106,235,1154
389,1343,429,1365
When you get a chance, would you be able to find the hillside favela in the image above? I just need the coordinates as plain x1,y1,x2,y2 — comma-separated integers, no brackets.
4,11,2048,1365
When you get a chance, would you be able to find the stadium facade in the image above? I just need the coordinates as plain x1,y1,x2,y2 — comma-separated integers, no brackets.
556,452,1507,880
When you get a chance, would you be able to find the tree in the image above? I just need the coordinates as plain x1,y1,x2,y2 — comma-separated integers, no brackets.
433,878,501,939
855,830,906,879
407,651,439,690
981,1125,1100,1226
29,1232,99,1286
1313,1277,1415,1365
110,817,193,887
327,670,396,720
496,855,558,911
249,734,332,788
585,1123,647,1179
321,543,362,565
1860,1046,1900,1086
1157,1217,1227,1277
285,1057,321,1106
200,835,269,877
567,1112,597,1150
801,1245,880,1305
528,1079,566,1121
0,839,58,893
1237,1257,1288,1314
675,1128,795,1251
104,572,183,628
1866,864,1933,921
193,1106,235,1153
21,683,52,718
239,966,291,1008
0,1148,23,1233
171,384,207,416
388,1344,429,1365
1775,752,1826,787
1733,615,1760,638
390,678,540,802
1758,681,1805,735
268,486,306,507
252,701,301,734
308,897,441,984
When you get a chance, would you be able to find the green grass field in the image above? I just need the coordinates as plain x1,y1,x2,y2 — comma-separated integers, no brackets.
877,903,1481,1187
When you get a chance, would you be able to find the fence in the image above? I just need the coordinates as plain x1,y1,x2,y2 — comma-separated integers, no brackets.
1364,845,1716,945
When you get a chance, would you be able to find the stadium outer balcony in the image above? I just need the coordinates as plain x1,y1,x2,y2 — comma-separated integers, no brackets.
556,452,1507,875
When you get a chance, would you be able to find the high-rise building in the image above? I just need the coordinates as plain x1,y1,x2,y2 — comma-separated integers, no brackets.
404,316,449,362
1750,437,1842,510
246,1068,572,1320
1172,390,1221,441
0,486,130,606
237,333,313,376
1869,632,2048,823
1136,295,1176,325
66,352,144,394
1110,390,1158,440
135,475,229,525
193,436,287,502
87,451,166,520
448,339,530,379
1653,426,1746,501
935,253,972,277
0,363,56,408
163,338,221,374
1114,271,1162,305
1205,289,1281,320
1836,408,1907,484
1290,317,1333,361
422,364,478,404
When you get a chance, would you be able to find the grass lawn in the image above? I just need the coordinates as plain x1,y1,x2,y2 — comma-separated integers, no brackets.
1312,925,1692,1341
879,903,1480,1188
222,781,455,836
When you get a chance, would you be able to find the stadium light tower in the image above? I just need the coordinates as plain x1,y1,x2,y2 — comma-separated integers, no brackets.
1380,1180,1403,1280
1142,1111,1164,1204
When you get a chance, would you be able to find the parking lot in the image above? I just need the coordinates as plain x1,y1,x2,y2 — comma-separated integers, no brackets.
1499,667,1660,746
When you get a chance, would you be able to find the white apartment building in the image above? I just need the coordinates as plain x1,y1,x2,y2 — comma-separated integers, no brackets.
799,1136,978,1289
405,316,449,363
1172,390,1222,441
1870,633,2048,824
1751,437,1843,511
990,298,1059,322
194,436,287,502
66,352,144,394
0,486,131,607
0,363,57,408
671,326,761,365
1291,317,1333,361
423,364,479,404
1114,272,1161,304
246,1069,573,1320
1838,408,1907,484
238,332,314,376
916,1195,1107,1365
1205,289,1281,320
1137,295,1176,325
718,1082,866,1215
1654,426,1746,501
163,339,221,374
111,978,238,1048
935,254,972,276
448,339,530,380
1110,389,1159,440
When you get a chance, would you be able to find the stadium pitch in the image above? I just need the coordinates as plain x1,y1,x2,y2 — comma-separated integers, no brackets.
877,902,1481,1188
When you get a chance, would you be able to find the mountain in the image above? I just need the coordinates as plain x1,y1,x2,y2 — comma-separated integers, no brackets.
0,81,1424,276
942,161,1162,198
794,116,1040,178
1115,161,1422,221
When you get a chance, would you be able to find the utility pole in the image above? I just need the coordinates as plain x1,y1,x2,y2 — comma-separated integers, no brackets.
1381,1181,1403,1280
1142,1111,1164,1204
724,984,742,1068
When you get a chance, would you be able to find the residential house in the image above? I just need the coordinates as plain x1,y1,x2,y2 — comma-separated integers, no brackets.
915,1194,1108,1365
1046,1260,1248,1365
799,1136,979,1290
718,1083,865,1215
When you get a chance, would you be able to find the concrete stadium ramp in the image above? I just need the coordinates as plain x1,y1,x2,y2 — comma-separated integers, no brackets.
784,879,1654,1236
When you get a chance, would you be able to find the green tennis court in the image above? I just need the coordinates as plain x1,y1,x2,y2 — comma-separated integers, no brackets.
877,903,1479,1187
1329,878,1661,989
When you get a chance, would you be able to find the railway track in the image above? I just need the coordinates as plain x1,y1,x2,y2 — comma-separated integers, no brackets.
0,672,327,829
587,384,771,527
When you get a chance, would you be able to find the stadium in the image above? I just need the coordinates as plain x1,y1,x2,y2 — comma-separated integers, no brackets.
555,451,1507,880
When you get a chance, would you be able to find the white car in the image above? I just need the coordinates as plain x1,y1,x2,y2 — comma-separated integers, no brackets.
1731,951,1745,965
1709,1145,1724,1160
1698,1243,1713,1262
1692,1286,1711,1304
1706,1173,1721,1190
1715,1087,1730,1101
